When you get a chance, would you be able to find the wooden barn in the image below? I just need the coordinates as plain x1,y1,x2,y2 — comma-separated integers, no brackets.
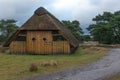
3,7,79,54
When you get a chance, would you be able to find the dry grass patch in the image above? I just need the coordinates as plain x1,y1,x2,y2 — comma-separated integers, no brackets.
83,46,107,54
0,46,108,80
29,63,38,72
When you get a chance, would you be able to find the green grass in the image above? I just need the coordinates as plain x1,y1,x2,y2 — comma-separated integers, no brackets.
0,46,107,80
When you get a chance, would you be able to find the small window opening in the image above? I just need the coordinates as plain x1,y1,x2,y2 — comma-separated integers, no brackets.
53,36,65,41
14,36,26,41
52,31,59,34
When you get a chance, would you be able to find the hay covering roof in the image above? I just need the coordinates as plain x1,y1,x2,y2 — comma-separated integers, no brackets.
3,7,79,47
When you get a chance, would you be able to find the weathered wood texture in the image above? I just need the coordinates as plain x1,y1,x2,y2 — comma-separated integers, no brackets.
27,31,52,54
26,31,70,54
10,41,26,54
53,41,70,54
10,31,70,54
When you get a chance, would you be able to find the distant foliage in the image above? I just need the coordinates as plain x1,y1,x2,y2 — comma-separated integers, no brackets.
87,11,120,44
0,19,18,43
82,35,91,41
62,20,84,41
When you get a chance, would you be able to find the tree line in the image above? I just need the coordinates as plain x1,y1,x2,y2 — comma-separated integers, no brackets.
87,11,120,44
0,19,18,44
0,10,120,44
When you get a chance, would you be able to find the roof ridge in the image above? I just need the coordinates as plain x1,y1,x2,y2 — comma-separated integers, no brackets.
34,7,48,16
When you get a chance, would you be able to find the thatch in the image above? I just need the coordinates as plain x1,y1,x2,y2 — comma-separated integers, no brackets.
3,7,79,47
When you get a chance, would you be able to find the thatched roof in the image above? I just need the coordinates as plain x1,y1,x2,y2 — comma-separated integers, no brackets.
3,7,79,47
20,7,60,30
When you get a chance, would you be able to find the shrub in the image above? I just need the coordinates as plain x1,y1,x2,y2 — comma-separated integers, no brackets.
29,63,38,72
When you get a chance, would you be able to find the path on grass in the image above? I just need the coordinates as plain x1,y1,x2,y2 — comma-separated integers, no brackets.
29,48,120,80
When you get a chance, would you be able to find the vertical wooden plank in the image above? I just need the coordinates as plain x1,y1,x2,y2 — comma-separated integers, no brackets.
63,41,67,54
34,31,37,54
27,31,36,54
27,31,29,53
36,31,38,54
10,41,26,54
53,42,55,54
40,31,44,54
52,41,70,54
26,31,53,54
63,41,70,54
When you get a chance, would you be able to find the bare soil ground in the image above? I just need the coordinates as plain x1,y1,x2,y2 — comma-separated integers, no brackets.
28,48,120,80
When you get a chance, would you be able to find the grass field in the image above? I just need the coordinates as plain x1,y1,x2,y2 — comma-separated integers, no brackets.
0,46,107,80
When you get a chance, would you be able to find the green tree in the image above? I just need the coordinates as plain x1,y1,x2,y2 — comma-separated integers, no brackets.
0,19,18,43
82,35,91,41
87,11,120,44
62,20,83,41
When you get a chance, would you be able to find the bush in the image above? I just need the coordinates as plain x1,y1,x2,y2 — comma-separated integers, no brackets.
29,63,38,72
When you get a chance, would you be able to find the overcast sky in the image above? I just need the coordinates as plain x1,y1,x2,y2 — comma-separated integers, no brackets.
0,0,120,34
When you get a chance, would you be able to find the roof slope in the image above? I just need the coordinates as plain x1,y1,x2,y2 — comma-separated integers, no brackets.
20,7,60,30
3,7,79,47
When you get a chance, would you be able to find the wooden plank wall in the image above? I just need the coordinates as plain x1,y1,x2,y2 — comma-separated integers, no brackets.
10,41,70,54
27,31,52,54
9,31,70,54
53,41,70,54
10,41,26,54
26,31,36,54
41,31,52,54
44,42,52,54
